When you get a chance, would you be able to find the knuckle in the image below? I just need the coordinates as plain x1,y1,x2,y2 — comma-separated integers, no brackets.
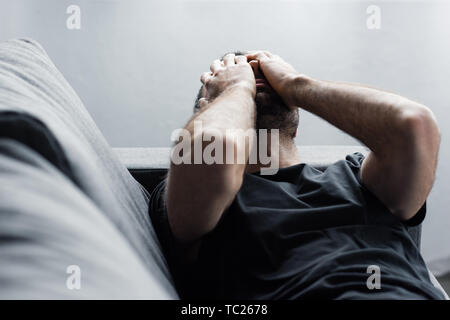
224,53,235,60
201,72,210,82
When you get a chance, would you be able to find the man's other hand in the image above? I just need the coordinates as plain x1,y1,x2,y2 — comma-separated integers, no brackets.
200,53,256,104
246,51,301,109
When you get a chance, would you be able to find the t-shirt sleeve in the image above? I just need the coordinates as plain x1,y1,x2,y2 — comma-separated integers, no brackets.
148,179,175,258
344,152,426,227
148,179,201,297
149,179,189,270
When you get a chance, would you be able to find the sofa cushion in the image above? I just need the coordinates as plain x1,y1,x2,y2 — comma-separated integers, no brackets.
0,39,177,298
0,139,173,298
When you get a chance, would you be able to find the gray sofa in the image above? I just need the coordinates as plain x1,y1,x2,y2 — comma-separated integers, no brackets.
0,39,447,299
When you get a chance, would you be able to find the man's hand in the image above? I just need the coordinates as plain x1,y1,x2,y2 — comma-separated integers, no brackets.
246,51,301,108
200,53,256,104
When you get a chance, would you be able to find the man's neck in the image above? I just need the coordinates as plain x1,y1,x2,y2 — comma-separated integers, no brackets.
278,140,301,168
246,138,300,174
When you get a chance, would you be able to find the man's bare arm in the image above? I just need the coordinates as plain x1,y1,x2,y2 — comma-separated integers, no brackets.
247,51,440,221
166,54,256,246
294,78,440,220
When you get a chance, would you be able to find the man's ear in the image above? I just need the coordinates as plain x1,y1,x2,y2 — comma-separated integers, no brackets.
294,129,298,138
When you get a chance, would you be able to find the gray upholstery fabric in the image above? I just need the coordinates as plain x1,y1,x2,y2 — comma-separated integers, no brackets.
0,39,177,299
0,139,172,298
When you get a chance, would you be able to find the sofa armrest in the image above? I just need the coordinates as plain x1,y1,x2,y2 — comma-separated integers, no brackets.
114,146,369,171
113,146,370,195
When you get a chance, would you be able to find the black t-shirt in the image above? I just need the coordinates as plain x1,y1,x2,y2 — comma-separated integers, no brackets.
149,152,445,300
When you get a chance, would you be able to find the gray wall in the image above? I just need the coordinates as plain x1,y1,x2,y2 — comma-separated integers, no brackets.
1,0,449,273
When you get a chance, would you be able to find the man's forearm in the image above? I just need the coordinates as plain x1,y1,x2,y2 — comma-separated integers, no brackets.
185,86,256,165
290,76,435,156
187,86,255,134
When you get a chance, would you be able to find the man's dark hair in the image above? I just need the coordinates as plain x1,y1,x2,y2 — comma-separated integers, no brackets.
194,51,299,139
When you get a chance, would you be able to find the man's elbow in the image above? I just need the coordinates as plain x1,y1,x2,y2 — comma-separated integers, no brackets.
389,106,440,221
399,105,441,154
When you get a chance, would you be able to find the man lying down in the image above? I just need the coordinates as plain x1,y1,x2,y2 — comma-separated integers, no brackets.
149,51,445,299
